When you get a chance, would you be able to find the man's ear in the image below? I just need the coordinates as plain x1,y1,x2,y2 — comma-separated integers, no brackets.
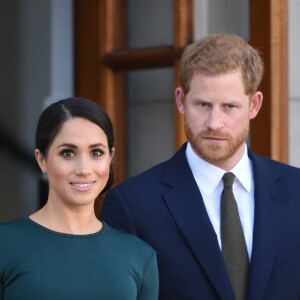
35,149,47,173
249,91,263,120
175,87,186,115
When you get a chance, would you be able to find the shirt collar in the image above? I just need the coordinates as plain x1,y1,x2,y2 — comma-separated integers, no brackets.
231,146,252,193
186,143,252,196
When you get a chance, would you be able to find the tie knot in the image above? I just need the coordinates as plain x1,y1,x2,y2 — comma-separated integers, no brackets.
222,172,235,188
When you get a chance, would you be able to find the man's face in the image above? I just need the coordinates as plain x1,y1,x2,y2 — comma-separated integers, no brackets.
175,69,262,170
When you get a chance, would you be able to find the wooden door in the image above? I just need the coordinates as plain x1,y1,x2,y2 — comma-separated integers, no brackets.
74,0,193,182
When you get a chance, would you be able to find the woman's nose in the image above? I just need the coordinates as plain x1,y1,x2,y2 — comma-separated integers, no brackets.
75,156,92,176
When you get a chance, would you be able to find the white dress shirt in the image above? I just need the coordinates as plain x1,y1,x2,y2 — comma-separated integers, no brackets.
185,142,254,259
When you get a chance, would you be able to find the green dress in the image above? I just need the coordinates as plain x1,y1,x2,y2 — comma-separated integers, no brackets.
0,217,158,300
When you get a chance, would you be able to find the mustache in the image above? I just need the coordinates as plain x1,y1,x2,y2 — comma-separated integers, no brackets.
199,130,231,139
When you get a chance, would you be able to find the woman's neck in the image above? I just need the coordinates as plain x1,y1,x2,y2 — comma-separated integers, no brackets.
29,202,102,235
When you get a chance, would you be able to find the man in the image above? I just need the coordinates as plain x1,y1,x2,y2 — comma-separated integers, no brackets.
101,34,300,299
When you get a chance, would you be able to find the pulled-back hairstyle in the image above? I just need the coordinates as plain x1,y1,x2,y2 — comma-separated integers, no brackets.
35,97,114,194
179,33,264,95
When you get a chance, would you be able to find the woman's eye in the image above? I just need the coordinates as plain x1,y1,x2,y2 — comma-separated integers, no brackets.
91,149,103,157
61,150,75,157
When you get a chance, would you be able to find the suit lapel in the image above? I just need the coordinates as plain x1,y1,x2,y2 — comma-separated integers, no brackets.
162,145,235,299
247,152,288,300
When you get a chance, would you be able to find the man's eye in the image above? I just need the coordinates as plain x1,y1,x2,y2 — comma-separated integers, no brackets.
226,104,236,109
91,149,103,157
200,103,207,107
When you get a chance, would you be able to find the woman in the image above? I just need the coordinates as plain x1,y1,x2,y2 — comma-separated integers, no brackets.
0,97,158,299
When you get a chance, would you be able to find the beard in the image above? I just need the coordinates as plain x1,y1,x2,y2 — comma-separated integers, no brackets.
185,121,249,166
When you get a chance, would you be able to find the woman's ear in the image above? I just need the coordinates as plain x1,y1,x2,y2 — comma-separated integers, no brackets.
109,147,115,163
35,149,47,173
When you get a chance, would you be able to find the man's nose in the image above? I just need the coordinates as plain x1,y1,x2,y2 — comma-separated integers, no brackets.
206,108,224,130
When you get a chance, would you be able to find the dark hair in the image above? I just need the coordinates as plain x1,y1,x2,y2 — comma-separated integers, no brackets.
35,97,114,193
180,33,264,95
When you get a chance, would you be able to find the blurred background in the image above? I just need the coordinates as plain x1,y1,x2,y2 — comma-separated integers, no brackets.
1,0,299,222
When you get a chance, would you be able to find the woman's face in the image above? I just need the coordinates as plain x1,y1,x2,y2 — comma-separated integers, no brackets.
35,117,114,209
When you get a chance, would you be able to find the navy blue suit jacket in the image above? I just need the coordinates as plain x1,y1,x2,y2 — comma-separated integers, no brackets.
101,144,300,299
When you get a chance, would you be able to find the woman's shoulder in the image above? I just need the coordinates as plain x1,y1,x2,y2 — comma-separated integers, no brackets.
0,217,28,233
101,223,157,274
102,222,156,255
0,217,37,247
0,217,33,259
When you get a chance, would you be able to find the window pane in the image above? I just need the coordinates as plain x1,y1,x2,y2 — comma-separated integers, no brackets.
127,68,174,176
127,0,173,48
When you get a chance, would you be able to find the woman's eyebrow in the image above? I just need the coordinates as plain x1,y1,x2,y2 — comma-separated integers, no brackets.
57,143,107,149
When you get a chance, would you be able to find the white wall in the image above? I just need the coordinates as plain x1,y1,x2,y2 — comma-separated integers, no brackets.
0,0,73,222
0,0,24,221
